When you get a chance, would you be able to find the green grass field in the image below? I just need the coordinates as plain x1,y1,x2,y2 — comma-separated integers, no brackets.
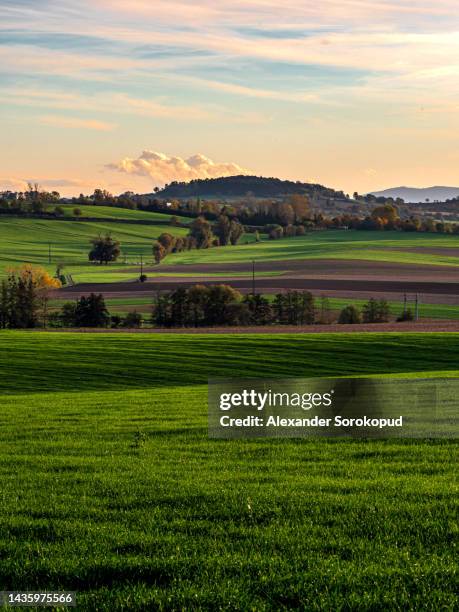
166,230,459,267
0,214,458,286
0,215,188,283
0,332,457,610
59,205,190,223
0,212,257,283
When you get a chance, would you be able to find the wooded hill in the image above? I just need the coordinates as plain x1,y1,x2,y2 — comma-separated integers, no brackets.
156,175,347,200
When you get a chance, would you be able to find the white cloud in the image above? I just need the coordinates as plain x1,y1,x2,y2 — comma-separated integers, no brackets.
107,150,252,185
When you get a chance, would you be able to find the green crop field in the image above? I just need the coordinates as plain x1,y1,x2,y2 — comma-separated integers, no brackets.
59,205,192,223
0,215,188,283
0,215,458,287
0,212,259,283
165,230,459,267
0,332,457,610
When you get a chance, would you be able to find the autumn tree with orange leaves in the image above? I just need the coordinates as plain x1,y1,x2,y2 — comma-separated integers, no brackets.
0,265,61,328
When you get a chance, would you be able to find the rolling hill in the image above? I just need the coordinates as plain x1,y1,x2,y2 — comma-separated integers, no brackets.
156,175,347,200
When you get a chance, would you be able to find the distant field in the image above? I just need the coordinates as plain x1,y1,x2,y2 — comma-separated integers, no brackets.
324,297,459,320
0,216,457,288
0,213,258,283
0,332,457,610
59,204,191,223
0,215,188,282
166,230,459,267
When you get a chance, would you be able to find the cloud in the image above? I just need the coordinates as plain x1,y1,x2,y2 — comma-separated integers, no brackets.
39,115,116,131
107,150,252,185
0,176,93,193
0,177,29,192
1,87,266,124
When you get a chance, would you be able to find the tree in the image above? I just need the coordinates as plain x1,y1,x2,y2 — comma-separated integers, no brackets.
188,216,214,249
273,291,315,325
152,241,165,264
229,218,244,245
371,204,399,227
54,205,65,217
203,285,242,325
243,294,273,325
89,234,121,264
0,265,60,328
74,294,110,327
286,194,311,223
59,302,77,327
73,207,83,217
152,292,172,327
362,298,390,323
157,232,176,254
317,295,332,324
338,305,361,324
214,214,232,245
277,202,295,226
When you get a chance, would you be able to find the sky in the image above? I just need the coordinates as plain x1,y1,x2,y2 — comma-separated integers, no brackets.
1,0,459,196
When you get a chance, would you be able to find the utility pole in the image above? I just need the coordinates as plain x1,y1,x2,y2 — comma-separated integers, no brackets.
140,254,143,277
415,294,419,322
403,293,407,316
252,260,255,295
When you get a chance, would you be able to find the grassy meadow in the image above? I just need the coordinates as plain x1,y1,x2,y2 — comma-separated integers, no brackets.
166,230,459,267
0,210,458,286
0,331,457,610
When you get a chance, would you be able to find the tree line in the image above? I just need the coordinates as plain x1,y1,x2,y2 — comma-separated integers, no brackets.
0,265,415,329
87,213,245,267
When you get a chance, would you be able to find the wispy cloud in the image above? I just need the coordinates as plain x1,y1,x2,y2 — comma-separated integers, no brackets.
1,87,268,124
1,0,459,193
39,115,116,131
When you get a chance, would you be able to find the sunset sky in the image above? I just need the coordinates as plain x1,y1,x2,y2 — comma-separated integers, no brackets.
1,0,458,196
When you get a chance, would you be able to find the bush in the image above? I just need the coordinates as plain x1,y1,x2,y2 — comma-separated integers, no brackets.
397,309,414,322
139,274,147,283
123,311,143,328
111,315,122,328
338,305,362,324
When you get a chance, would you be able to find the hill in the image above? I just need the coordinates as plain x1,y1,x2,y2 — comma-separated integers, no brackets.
370,186,459,203
156,175,347,200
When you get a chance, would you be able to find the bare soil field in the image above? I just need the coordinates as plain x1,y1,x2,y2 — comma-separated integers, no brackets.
136,258,459,281
57,259,458,312
59,276,459,298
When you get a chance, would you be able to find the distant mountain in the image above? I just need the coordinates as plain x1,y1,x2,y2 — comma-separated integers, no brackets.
156,175,346,200
370,186,459,203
